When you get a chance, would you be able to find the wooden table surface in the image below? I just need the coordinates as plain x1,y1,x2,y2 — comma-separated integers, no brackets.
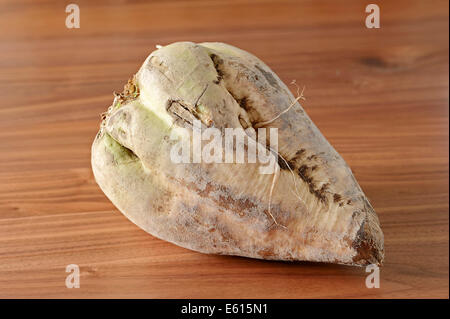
0,0,448,299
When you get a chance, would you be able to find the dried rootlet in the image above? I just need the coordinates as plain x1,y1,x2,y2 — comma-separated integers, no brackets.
91,42,384,266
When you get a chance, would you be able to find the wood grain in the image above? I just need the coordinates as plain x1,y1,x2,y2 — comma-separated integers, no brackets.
0,0,448,298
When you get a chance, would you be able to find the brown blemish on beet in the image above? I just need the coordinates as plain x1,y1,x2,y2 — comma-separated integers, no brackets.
298,164,330,204
114,76,140,107
287,160,296,170
278,156,291,170
333,193,342,203
255,64,280,89
352,219,383,266
210,53,224,84
295,149,306,157
258,248,275,258
298,165,312,184
298,165,328,203
283,148,307,170
184,180,261,221
236,96,249,110
166,99,213,128
315,183,329,204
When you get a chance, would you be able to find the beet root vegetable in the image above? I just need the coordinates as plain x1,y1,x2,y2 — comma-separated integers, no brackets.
91,42,384,266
